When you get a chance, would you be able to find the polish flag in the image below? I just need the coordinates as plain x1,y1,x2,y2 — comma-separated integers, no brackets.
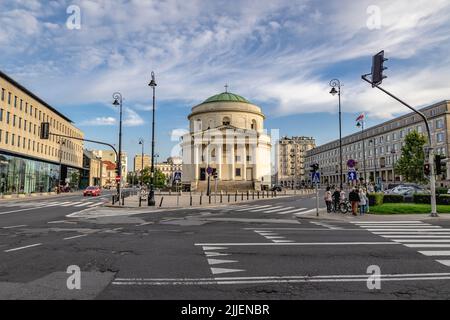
355,113,365,122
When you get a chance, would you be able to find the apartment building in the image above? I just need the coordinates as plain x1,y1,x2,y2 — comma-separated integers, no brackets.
0,70,84,195
276,136,315,188
305,100,450,187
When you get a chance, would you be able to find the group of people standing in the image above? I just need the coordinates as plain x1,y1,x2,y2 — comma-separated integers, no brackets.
324,185,369,216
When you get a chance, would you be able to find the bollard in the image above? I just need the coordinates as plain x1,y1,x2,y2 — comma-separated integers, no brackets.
253,191,255,200
200,195,202,205
274,191,277,197
247,191,249,200
220,194,223,203
121,195,125,206
241,192,243,201
139,196,142,207
190,196,193,206
257,191,260,199
228,194,230,202
209,195,211,204
235,192,237,202
159,197,164,207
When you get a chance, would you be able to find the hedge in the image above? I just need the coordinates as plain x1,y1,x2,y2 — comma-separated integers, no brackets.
413,193,450,205
383,194,404,203
436,187,450,195
368,193,384,206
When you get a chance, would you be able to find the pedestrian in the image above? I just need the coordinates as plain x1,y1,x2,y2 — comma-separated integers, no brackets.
324,187,333,213
359,188,368,215
332,188,340,213
368,183,374,193
348,187,360,216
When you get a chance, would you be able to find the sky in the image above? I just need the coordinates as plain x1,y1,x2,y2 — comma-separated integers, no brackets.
1,0,450,168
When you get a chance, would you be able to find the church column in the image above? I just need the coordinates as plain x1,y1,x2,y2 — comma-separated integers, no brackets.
242,143,247,181
231,139,235,181
194,143,200,181
217,143,223,180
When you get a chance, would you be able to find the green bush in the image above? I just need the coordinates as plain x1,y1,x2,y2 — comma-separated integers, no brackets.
383,194,404,203
436,187,449,195
413,193,430,204
368,193,384,206
438,194,450,205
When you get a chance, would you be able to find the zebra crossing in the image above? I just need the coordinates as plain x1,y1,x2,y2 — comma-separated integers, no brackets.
0,200,105,209
351,221,450,267
204,203,309,215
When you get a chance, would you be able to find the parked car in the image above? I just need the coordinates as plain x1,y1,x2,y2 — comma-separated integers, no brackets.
270,185,283,192
83,186,101,197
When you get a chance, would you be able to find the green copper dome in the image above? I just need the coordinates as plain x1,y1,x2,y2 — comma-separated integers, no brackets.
202,92,251,104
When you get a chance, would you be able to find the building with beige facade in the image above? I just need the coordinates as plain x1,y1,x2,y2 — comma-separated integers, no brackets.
81,150,102,188
0,70,84,195
156,156,183,184
276,136,315,188
93,149,128,181
134,154,151,172
181,91,272,191
305,100,450,187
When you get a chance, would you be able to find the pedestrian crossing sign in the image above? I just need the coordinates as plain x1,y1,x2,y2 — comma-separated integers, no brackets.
312,172,320,183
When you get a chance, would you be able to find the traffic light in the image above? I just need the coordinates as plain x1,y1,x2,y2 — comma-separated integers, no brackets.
424,163,431,176
371,50,388,87
434,154,447,175
213,171,218,179
40,122,50,139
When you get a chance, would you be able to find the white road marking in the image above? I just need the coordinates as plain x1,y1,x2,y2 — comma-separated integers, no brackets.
405,244,450,248
236,205,271,212
364,226,440,229
196,242,400,246
272,240,294,243
62,201,82,207
351,221,423,224
205,252,230,257
4,243,42,252
393,239,450,243
265,236,286,239
436,260,450,267
74,202,93,207
418,251,450,256
63,234,88,240
374,232,450,235
249,206,283,212
367,228,450,232
210,267,245,275
274,208,307,215
203,246,228,251
47,220,65,224
2,224,27,229
207,258,238,265
88,202,103,207
381,235,450,238
263,207,295,213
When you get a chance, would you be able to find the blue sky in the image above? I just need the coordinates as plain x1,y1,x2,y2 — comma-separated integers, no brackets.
1,0,450,167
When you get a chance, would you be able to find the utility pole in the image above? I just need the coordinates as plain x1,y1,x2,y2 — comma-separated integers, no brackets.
148,72,157,206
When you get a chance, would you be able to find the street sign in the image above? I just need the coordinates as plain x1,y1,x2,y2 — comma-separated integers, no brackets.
206,166,213,175
347,159,357,168
115,176,121,182
312,172,320,183
173,171,182,181
347,171,357,181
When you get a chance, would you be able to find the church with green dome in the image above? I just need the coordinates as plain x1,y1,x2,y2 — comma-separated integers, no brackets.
181,90,272,192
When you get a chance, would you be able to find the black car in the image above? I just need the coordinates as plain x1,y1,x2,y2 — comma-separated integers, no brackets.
270,185,282,192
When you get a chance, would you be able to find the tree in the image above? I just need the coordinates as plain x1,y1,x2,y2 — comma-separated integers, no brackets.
141,167,166,188
395,130,427,183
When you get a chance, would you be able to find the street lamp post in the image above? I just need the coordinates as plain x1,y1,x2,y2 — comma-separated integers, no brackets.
148,71,157,206
112,92,123,202
139,138,144,186
329,79,343,190
356,121,367,185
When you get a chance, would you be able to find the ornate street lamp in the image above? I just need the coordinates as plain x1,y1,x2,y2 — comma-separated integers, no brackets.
112,92,123,202
148,72,157,206
329,79,343,190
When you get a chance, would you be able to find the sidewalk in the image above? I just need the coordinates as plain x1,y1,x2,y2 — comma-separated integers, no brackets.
108,189,315,209
296,208,450,221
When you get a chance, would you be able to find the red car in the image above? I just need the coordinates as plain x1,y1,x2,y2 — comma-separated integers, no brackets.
83,186,101,197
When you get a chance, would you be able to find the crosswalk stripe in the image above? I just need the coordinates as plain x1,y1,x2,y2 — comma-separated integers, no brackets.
264,207,295,213
236,205,271,211
351,221,422,224
74,202,93,207
249,206,283,212
365,226,440,229
367,228,450,232
61,202,82,207
275,208,307,215
381,235,450,238
374,232,450,235
405,244,450,248
88,202,103,207
418,251,450,256
392,239,450,243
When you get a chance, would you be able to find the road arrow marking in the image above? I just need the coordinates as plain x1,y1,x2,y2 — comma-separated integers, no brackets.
203,246,228,251
205,252,230,257
207,259,238,265
210,267,245,275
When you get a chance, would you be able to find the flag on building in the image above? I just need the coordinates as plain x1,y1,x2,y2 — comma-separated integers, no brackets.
355,113,365,122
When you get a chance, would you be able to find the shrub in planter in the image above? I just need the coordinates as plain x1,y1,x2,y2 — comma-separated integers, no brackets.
368,192,384,206
437,194,450,205
413,193,431,204
436,187,449,195
383,194,404,203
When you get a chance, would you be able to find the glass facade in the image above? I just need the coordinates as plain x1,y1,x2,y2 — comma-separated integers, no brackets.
0,152,60,195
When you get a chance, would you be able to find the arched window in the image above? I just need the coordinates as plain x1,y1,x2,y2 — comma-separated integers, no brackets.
223,117,231,126
195,119,202,131
251,119,257,130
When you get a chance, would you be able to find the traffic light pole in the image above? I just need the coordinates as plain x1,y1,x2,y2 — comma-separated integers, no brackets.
361,74,437,217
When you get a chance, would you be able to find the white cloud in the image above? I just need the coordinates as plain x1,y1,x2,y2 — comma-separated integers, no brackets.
80,116,116,126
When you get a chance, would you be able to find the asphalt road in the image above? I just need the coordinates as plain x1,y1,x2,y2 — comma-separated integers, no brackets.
1,192,450,299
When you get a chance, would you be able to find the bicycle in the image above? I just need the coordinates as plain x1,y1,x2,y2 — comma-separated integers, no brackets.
335,200,351,214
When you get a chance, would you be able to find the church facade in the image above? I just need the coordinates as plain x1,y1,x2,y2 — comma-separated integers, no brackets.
181,91,272,192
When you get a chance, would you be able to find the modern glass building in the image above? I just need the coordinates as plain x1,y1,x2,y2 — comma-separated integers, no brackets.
1,70,84,196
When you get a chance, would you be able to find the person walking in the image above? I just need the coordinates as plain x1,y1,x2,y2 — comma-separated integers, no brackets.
324,187,333,213
332,188,340,213
359,188,368,215
348,187,360,216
